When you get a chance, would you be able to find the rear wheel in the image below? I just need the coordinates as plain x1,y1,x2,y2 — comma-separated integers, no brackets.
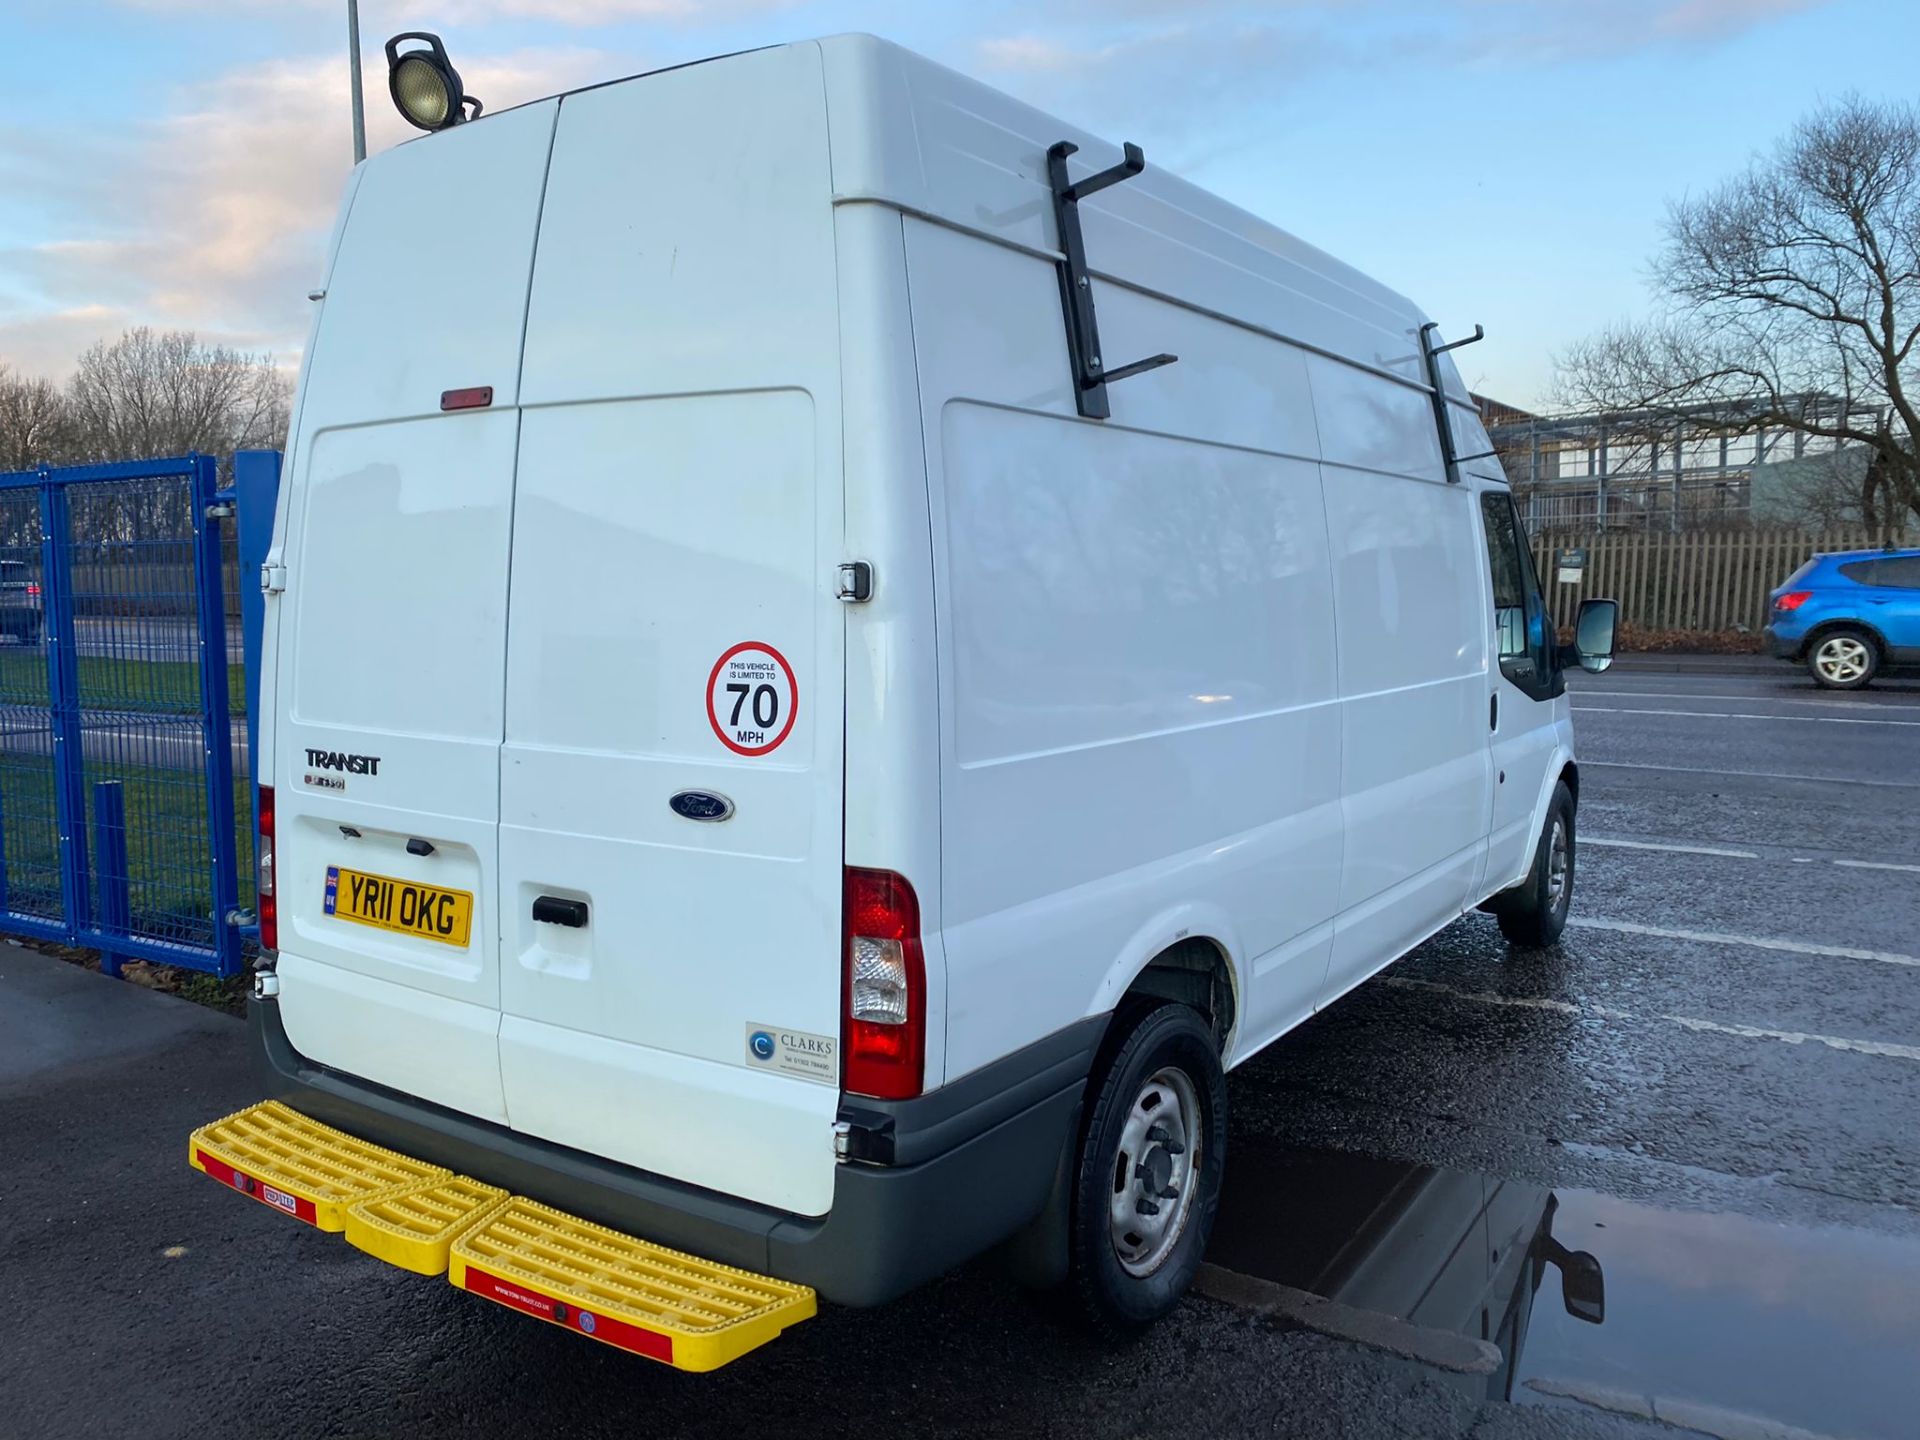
1491,781,1575,949
1068,1002,1226,1334
1807,627,1877,689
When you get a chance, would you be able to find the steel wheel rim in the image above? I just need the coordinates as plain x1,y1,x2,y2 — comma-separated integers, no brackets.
1816,637,1868,683
1110,1066,1202,1277
1546,816,1571,914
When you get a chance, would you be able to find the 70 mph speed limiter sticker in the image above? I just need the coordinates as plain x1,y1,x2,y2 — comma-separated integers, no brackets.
706,642,799,756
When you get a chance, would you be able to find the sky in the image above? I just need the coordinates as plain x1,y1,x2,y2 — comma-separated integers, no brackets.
0,0,1914,409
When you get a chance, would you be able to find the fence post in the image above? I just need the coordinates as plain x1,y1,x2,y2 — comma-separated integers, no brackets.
37,473,89,942
233,450,281,848
92,780,130,979
190,455,243,978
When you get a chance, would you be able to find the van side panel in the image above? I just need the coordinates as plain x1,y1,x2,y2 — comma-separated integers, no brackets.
272,101,560,1124
902,218,1343,1081
500,47,845,1217
1313,354,1493,1005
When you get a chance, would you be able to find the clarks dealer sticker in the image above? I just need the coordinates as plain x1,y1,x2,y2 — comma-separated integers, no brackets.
744,1024,837,1084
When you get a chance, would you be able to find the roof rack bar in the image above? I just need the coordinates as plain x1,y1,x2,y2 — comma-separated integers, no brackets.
1047,140,1177,420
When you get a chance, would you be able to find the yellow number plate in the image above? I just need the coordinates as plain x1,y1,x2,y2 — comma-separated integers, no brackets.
324,866,473,947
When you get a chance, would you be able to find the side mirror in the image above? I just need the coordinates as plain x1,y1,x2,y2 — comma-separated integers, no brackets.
1563,597,1618,674
1557,1248,1606,1325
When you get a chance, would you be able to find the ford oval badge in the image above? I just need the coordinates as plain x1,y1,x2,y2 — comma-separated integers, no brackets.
669,790,735,823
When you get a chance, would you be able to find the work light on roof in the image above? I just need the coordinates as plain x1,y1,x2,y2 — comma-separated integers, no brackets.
385,32,482,133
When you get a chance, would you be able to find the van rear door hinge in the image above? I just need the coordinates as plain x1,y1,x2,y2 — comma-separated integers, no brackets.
260,563,288,595
835,561,874,603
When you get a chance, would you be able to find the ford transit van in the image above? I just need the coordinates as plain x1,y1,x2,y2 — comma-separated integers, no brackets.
210,33,1617,1363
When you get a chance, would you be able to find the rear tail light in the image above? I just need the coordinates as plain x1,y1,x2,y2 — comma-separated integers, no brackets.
843,867,925,1100
1775,591,1811,612
26,581,39,601
257,785,277,951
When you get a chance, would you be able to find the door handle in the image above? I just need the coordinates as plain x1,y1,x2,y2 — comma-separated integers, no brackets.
532,896,588,928
1490,693,1499,730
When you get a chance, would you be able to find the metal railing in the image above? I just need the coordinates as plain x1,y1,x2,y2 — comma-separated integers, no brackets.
0,451,279,977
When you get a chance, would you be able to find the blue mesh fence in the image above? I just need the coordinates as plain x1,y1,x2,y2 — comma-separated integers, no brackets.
0,454,261,977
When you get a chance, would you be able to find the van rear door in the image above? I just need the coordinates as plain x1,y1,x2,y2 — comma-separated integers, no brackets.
272,102,559,1123
495,49,848,1217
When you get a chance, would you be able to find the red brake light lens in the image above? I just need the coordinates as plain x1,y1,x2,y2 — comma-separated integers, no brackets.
1775,591,1811,612
257,785,277,951
26,582,39,600
843,867,925,1100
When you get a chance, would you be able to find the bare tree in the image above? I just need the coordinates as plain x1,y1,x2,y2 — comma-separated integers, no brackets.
64,328,291,465
1557,96,1920,529
0,361,72,472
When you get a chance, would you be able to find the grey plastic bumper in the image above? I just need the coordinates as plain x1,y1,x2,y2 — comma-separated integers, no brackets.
251,997,1102,1307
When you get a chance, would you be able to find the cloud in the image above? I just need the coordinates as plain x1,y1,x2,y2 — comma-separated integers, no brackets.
0,45,621,378
116,0,792,24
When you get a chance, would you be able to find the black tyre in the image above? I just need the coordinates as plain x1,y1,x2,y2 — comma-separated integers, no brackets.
1806,626,1878,689
1068,1001,1227,1334
1491,780,1575,949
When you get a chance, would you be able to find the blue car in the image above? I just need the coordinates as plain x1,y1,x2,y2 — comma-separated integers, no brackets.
1766,548,1920,688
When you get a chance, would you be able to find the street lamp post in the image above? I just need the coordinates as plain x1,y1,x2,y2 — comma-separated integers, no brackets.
347,0,367,164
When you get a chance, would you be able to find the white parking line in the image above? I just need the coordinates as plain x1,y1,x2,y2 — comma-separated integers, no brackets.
1568,917,1920,967
1385,977,1920,1064
1834,859,1920,874
1586,759,1920,789
1573,705,1920,727
1583,837,1760,860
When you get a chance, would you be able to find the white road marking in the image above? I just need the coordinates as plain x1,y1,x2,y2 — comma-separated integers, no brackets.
1567,916,1920,967
1574,704,1920,727
1571,687,1906,710
1583,836,1760,860
1586,759,1920,789
1385,977,1920,1064
1834,858,1920,875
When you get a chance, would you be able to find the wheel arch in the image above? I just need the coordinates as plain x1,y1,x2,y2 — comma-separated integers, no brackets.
1805,616,1889,657
1088,910,1244,1058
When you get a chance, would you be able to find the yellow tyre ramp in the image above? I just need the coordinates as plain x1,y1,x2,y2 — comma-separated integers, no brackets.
189,1101,817,1371
188,1100,449,1230
450,1197,817,1372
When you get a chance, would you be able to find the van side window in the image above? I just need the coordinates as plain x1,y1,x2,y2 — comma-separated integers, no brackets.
1479,492,1558,698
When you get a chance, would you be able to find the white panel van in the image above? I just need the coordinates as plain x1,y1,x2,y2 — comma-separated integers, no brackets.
250,34,1616,1331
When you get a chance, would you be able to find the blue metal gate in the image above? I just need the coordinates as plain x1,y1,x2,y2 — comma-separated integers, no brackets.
0,451,278,978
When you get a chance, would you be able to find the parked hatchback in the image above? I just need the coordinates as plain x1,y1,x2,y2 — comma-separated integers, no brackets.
1767,548,1920,688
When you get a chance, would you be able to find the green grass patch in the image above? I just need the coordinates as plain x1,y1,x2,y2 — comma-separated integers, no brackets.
0,751,253,952
0,649,246,716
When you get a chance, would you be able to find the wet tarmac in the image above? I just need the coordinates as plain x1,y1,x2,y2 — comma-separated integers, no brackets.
1209,1142,1920,1439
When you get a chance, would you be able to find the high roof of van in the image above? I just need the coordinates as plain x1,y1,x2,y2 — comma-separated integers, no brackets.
451,34,1465,405
812,35,1449,395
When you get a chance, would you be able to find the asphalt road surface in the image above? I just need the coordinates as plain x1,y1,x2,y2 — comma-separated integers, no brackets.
3,661,1916,1440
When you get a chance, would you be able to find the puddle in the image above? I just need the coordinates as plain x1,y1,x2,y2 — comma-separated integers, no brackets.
1206,1142,1920,1439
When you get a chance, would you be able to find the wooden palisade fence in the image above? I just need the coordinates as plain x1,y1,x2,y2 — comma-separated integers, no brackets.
1527,529,1912,636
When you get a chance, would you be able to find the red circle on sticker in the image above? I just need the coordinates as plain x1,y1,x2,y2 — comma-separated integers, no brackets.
706,642,800,757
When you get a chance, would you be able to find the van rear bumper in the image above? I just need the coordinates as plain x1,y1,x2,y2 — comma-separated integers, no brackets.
251,997,1101,1307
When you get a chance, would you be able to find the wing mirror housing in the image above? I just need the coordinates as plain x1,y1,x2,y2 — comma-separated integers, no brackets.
1560,597,1619,674
1557,1247,1607,1324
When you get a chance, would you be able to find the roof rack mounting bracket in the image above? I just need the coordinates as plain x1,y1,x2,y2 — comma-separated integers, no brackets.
1047,140,1178,420
1420,321,1486,484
